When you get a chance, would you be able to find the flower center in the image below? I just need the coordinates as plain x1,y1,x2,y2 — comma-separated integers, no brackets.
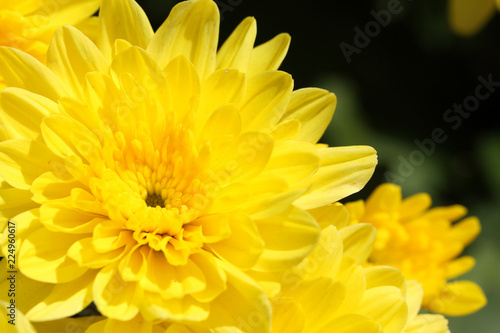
93,123,210,241
145,192,165,208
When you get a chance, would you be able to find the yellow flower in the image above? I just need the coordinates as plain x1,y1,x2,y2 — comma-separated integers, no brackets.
0,0,377,328
448,0,500,36
346,183,487,316
0,0,100,89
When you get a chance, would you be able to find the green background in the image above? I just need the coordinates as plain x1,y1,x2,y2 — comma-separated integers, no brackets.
136,0,500,331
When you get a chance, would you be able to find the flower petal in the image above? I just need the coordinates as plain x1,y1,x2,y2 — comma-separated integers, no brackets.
26,270,96,321
216,17,256,72
294,146,377,209
47,26,108,100
0,88,57,141
98,0,153,59
93,264,143,320
19,228,88,283
209,212,264,270
147,0,219,79
427,280,487,316
0,139,61,190
280,88,336,143
247,33,291,76
0,47,66,101
254,206,320,272
239,71,293,132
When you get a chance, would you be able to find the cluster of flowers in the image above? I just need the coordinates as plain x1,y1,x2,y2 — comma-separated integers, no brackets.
0,0,487,332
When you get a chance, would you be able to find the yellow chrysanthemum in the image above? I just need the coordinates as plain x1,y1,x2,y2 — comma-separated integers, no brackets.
448,0,500,36
346,183,487,316
0,0,377,328
0,0,100,89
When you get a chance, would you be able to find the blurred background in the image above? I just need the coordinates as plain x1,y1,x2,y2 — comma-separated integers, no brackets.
137,1,500,331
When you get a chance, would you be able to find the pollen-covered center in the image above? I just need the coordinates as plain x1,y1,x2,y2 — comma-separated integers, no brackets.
94,120,210,244
145,192,165,208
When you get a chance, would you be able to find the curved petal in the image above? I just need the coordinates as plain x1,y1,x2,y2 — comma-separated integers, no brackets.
0,139,61,190
0,88,58,142
247,33,291,76
19,228,88,283
0,47,66,101
280,88,336,143
47,25,108,100
147,0,219,79
98,0,154,59
239,71,293,132
216,17,257,72
294,146,377,210
26,270,97,321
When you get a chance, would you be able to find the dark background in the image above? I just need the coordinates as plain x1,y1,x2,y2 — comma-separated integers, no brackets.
137,1,500,331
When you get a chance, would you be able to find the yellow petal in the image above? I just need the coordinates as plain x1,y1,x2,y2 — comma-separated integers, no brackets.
93,264,143,320
318,313,382,333
247,33,291,76
449,0,496,36
0,139,61,190
33,317,104,333
209,212,264,270
271,299,305,333
147,0,219,79
98,0,153,59
0,188,37,222
204,260,271,333
141,292,209,322
0,47,66,101
264,140,320,184
40,202,103,233
85,316,161,333
34,0,100,25
291,278,346,331
0,301,36,333
365,183,402,215
19,228,88,283
41,114,101,160
445,256,475,279
405,314,450,333
26,270,96,321
359,286,408,333
364,266,406,296
31,171,82,204
449,216,481,245
163,55,200,122
427,281,487,316
340,224,376,264
254,206,320,272
190,252,227,303
290,225,342,282
271,118,301,141
208,132,274,184
280,88,336,143
0,88,57,141
47,26,108,100
399,193,431,221
199,104,242,145
404,280,424,323
216,17,257,72
68,238,124,269
196,68,246,136
239,71,293,132
294,146,377,209
308,202,349,230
